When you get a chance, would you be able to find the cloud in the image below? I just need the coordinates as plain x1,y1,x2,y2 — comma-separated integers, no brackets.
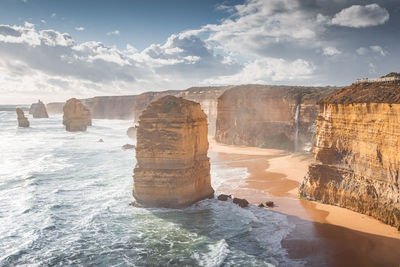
356,45,387,56
331,4,389,28
51,13,56,18
323,46,341,56
205,58,314,84
107,30,120,36
75,27,85,31
41,19,47,24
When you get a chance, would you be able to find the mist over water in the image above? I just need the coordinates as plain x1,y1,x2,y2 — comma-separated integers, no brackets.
0,108,300,266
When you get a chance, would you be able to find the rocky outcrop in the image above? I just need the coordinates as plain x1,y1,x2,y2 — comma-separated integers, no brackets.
29,100,49,118
215,85,338,151
300,78,400,229
133,95,214,208
63,98,92,132
16,108,29,127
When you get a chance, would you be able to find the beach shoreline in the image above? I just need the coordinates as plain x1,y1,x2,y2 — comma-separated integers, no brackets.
208,138,400,266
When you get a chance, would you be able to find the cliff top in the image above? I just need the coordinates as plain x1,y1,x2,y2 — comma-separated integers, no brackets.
219,84,339,102
320,80,400,104
140,95,206,120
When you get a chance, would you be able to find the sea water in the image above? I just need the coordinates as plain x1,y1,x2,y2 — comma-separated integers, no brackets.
0,107,300,266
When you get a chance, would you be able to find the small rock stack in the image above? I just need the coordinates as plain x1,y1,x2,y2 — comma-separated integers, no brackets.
16,108,29,127
29,100,49,118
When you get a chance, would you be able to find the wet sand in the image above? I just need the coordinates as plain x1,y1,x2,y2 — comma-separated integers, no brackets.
208,139,400,267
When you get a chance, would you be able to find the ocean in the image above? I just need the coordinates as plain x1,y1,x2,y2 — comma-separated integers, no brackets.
0,107,300,266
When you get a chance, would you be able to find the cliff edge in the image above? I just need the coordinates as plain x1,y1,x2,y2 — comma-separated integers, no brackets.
300,78,400,229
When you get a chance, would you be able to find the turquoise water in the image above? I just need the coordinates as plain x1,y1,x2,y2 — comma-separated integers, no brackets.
0,108,299,266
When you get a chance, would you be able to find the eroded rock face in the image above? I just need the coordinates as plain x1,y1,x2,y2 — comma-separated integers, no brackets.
215,85,338,151
133,95,214,208
29,100,49,118
63,98,92,132
300,79,400,229
16,108,29,127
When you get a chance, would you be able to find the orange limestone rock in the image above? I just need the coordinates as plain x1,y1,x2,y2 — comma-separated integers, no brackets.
29,100,49,118
300,76,400,229
16,108,29,127
133,95,214,208
62,98,92,132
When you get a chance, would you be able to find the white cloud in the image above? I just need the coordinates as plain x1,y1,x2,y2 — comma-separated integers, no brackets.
205,58,314,84
356,45,387,56
75,27,85,31
323,46,341,56
331,4,389,28
51,13,56,18
41,19,47,24
107,30,120,36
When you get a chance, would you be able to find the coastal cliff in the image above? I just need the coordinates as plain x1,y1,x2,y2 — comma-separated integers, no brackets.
300,79,400,229
46,86,228,134
215,85,337,151
63,98,92,132
133,95,214,208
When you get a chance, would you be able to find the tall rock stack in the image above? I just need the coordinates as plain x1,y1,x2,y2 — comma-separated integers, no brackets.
300,76,400,229
133,95,214,208
30,100,49,118
16,108,29,127
63,98,92,132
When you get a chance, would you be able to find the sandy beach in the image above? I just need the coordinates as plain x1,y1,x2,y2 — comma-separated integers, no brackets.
208,138,400,267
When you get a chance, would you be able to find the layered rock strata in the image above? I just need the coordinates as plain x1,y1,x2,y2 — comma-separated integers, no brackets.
300,79,400,229
63,98,92,132
16,108,29,127
29,100,49,118
133,95,214,208
46,86,229,134
215,85,338,151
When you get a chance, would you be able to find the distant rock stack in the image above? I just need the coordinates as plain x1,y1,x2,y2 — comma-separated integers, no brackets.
30,100,49,118
63,98,92,132
16,108,29,127
133,95,214,208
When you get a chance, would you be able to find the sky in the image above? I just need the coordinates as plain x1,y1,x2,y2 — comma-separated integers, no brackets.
0,0,399,104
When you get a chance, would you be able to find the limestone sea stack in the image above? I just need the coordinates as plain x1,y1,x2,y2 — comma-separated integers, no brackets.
16,108,29,127
300,74,400,229
63,98,92,132
29,100,49,118
133,95,214,208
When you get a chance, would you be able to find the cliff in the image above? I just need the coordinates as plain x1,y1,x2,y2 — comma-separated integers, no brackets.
63,98,92,132
46,102,64,114
133,95,214,208
16,108,29,127
29,100,49,118
215,85,338,151
300,80,400,229
46,86,229,134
